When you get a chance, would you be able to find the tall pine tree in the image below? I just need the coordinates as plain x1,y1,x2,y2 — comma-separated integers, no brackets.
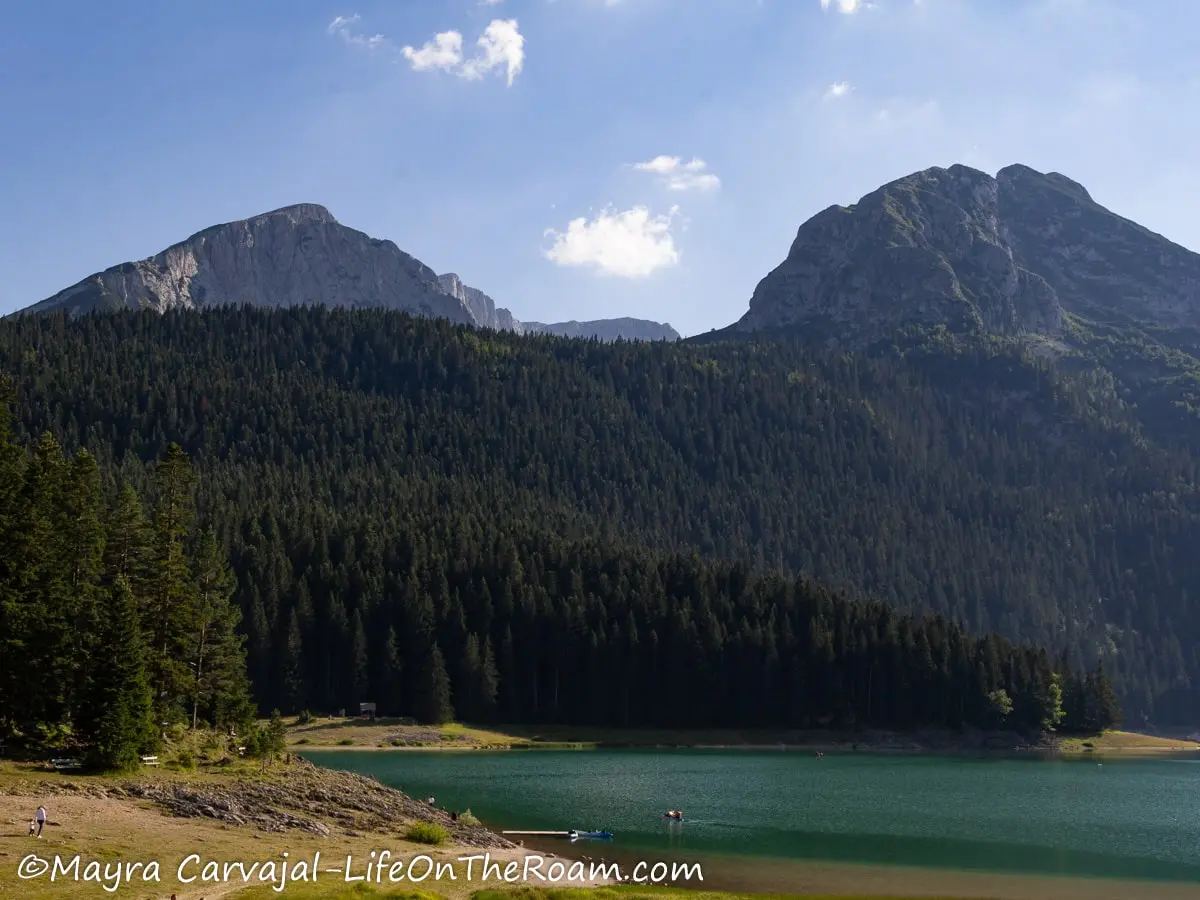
146,443,198,721
85,577,158,771
188,529,254,730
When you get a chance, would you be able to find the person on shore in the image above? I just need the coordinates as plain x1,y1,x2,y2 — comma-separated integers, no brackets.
450,811,458,822
28,818,36,836
35,805,46,837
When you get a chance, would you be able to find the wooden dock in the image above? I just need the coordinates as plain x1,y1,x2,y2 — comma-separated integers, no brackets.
501,830,571,837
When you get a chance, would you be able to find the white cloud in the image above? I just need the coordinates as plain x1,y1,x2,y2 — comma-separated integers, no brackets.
400,19,524,85
327,14,386,50
820,0,863,12
480,0,504,5
631,156,721,192
460,19,525,86
401,31,464,71
634,155,680,175
824,81,852,100
544,206,681,278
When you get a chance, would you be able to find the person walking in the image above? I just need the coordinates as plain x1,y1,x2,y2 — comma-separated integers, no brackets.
35,805,46,838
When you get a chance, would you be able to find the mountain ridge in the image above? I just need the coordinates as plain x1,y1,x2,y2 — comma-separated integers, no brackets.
22,205,679,343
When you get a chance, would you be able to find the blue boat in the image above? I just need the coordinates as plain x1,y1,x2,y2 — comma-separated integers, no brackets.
568,829,613,840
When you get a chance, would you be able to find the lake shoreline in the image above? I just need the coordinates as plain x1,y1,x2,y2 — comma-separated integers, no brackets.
289,722,1200,760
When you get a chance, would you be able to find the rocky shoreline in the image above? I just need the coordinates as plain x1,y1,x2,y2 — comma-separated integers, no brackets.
10,757,514,849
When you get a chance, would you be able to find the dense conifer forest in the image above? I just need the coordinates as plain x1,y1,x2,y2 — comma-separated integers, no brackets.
0,377,1119,744
0,396,255,764
0,306,1184,735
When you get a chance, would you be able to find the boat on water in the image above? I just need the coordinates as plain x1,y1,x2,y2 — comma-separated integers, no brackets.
568,829,614,840
660,809,684,821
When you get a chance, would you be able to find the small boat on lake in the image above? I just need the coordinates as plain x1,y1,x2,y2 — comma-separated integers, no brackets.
661,809,684,821
568,829,614,840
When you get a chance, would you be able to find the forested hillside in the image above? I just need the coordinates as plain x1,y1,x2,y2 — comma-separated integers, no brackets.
0,379,1119,744
0,307,1195,724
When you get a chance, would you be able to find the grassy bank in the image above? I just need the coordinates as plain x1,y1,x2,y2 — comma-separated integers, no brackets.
287,719,1199,757
1053,730,1199,755
0,756,540,900
289,720,558,750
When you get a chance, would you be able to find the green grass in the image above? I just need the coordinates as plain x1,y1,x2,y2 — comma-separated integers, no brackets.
1055,729,1199,754
227,887,972,900
231,886,442,900
405,821,451,845
474,892,954,900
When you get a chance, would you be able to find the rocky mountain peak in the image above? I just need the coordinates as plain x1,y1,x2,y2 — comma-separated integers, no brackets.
730,162,1200,346
23,204,474,323
251,203,337,225
21,207,685,343
996,164,1094,203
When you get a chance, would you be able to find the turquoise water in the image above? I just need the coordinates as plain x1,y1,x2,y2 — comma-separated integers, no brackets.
306,749,1200,884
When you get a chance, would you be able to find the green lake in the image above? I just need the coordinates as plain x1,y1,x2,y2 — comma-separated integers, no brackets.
306,749,1200,887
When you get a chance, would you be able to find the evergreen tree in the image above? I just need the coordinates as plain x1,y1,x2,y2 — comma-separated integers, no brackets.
413,643,454,725
1083,665,1122,731
146,443,198,721
264,709,288,758
458,634,482,721
17,433,73,734
85,577,158,771
103,482,152,590
189,529,254,730
349,609,370,705
61,450,107,723
280,610,305,715
0,375,28,741
479,636,500,723
378,626,404,716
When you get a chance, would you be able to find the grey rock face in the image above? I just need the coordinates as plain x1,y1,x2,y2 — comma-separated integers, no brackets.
23,204,683,343
732,163,1200,345
522,318,681,342
436,273,523,333
25,204,475,325
435,273,679,342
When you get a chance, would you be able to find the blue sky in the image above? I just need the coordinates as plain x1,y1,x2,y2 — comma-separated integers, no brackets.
1,0,1197,335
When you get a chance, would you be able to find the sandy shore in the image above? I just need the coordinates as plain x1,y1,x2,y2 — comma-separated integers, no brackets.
696,853,1200,900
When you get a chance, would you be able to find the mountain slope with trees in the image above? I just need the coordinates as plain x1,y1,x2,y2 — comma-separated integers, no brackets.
0,307,1189,725
717,163,1200,447
0,372,1117,747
